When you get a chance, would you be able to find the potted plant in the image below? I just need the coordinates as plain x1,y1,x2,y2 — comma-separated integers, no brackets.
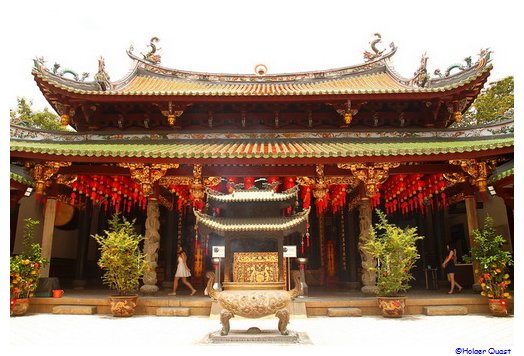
362,210,423,317
10,218,48,316
469,216,513,316
92,214,147,317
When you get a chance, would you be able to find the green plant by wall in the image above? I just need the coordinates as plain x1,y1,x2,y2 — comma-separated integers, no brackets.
470,216,513,299
92,214,147,296
362,210,424,297
10,218,48,299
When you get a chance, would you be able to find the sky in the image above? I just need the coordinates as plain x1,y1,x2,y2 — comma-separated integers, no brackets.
2,0,519,112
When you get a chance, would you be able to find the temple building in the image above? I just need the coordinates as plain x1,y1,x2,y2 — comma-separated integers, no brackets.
10,35,513,293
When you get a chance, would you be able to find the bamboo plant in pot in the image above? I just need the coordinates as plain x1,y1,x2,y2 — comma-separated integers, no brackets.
92,214,147,317
362,210,423,317
468,216,513,316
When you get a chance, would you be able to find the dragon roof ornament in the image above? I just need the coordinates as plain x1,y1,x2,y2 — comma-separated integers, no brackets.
363,33,395,62
94,57,111,91
141,37,161,64
404,47,493,88
33,57,89,82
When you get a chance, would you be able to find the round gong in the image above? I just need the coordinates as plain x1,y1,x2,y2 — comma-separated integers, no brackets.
43,201,76,227
54,203,75,226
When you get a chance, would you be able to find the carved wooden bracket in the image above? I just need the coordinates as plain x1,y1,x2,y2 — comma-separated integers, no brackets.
53,102,77,126
55,174,78,186
442,172,466,187
159,165,220,207
159,101,192,126
26,161,72,195
449,159,496,193
118,163,179,197
338,162,400,198
297,164,328,201
331,100,365,127
446,98,468,123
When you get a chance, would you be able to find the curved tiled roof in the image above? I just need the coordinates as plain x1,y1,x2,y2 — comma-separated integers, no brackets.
9,136,514,160
10,165,33,186
31,44,492,97
488,160,514,184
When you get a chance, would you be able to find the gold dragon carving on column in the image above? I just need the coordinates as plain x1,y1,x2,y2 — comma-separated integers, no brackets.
449,159,496,193
297,164,360,206
158,164,220,206
25,161,72,195
118,163,179,197
337,162,400,198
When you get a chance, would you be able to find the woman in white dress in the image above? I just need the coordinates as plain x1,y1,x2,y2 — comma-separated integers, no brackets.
169,246,197,296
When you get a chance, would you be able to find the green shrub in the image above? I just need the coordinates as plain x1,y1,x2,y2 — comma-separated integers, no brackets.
92,214,147,296
362,210,423,297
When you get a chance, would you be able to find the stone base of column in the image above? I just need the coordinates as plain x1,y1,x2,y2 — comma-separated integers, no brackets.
361,285,378,294
72,279,87,290
140,284,159,294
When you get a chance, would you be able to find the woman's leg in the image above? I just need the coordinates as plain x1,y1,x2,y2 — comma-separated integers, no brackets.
448,273,455,294
454,279,463,292
181,277,197,295
169,277,180,295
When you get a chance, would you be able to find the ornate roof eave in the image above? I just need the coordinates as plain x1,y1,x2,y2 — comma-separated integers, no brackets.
10,164,34,187
9,135,514,166
488,159,514,185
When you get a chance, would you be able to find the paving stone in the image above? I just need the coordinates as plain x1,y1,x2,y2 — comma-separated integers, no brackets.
423,306,468,316
156,307,190,316
52,305,97,315
327,307,362,317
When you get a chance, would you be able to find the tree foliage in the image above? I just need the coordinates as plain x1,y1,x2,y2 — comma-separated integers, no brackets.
453,76,514,128
10,97,66,131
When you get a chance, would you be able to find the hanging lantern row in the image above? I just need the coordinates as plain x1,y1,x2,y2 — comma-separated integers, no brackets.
300,185,311,209
382,174,448,215
370,187,382,209
330,184,347,214
70,175,147,213
167,184,190,212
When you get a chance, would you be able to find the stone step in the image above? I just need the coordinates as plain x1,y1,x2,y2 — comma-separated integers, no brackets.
156,307,191,317
52,305,97,315
423,306,468,316
327,307,362,317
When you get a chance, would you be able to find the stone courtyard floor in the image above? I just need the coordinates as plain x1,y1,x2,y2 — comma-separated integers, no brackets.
8,313,516,355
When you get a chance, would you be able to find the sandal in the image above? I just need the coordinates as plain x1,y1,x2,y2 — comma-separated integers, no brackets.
190,289,197,296
168,292,177,296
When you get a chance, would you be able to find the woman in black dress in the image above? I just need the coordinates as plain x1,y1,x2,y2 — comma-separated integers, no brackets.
442,243,463,294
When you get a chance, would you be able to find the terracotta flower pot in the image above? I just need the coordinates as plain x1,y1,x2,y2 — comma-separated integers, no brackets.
377,296,406,318
109,295,138,317
488,299,508,317
11,298,30,316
